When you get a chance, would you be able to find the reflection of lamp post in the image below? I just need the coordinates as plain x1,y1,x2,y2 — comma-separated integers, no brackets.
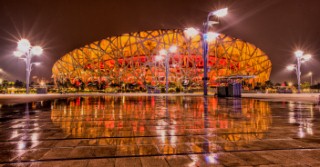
159,45,178,93
286,50,311,93
13,39,43,94
184,8,228,95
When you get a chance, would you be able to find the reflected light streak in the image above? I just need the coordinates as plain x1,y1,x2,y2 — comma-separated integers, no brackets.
298,127,305,138
204,153,219,164
188,155,200,167
288,112,296,123
10,130,19,139
17,141,26,150
31,133,39,141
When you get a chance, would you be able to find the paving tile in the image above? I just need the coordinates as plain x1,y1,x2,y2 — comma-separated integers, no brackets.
68,147,95,158
87,158,115,167
40,148,73,160
0,163,31,167
0,150,26,163
231,152,272,166
188,154,223,167
29,160,88,167
215,152,250,166
116,145,139,156
165,155,193,166
255,151,297,165
92,146,117,157
140,156,169,167
54,139,80,147
138,144,160,155
115,157,142,167
274,150,320,165
15,149,50,161
32,141,58,149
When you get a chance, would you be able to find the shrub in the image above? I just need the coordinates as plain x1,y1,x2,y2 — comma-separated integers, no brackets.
168,87,176,93
105,87,117,93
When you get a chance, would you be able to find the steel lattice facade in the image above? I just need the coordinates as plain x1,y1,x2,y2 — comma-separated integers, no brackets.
52,29,272,89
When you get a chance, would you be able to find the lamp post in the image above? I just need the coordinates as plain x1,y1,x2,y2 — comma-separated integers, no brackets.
286,50,311,93
13,39,43,94
309,72,313,86
184,8,228,95
159,45,178,93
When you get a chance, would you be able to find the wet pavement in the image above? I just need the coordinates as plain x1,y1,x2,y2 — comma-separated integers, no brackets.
0,96,320,166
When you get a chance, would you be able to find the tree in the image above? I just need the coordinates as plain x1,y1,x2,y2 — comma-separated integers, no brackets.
265,80,274,88
301,82,310,89
8,81,14,87
2,80,8,88
14,80,24,88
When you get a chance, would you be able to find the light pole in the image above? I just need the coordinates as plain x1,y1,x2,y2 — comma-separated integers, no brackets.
286,50,311,93
158,45,178,93
13,39,43,94
309,72,313,86
184,8,228,95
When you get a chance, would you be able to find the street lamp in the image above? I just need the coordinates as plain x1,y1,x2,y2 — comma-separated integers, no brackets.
159,45,178,93
13,39,43,94
184,7,228,95
286,50,312,93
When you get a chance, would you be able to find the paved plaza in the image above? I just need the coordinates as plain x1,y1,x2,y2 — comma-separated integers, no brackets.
0,96,320,166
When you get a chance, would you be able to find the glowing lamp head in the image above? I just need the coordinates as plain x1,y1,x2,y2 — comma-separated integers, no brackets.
294,50,304,58
211,8,228,17
33,62,41,66
286,65,296,71
184,27,199,38
205,32,219,42
159,49,168,56
309,72,312,76
302,54,311,61
169,45,178,53
17,39,31,52
13,51,24,57
31,46,43,56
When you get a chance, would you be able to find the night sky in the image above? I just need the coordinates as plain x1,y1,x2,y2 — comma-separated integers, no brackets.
0,0,320,84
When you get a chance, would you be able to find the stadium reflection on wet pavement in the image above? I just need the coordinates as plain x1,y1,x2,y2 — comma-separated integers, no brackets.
1,96,320,166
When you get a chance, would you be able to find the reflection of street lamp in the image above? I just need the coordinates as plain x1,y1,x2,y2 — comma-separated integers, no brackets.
184,7,228,95
159,45,178,93
13,39,43,94
286,50,311,93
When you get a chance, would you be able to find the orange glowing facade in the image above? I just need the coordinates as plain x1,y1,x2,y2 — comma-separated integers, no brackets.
52,29,272,88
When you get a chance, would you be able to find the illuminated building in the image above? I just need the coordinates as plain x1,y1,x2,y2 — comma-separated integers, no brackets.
52,29,272,89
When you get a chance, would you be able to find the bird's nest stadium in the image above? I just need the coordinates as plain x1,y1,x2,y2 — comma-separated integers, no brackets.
52,29,272,91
